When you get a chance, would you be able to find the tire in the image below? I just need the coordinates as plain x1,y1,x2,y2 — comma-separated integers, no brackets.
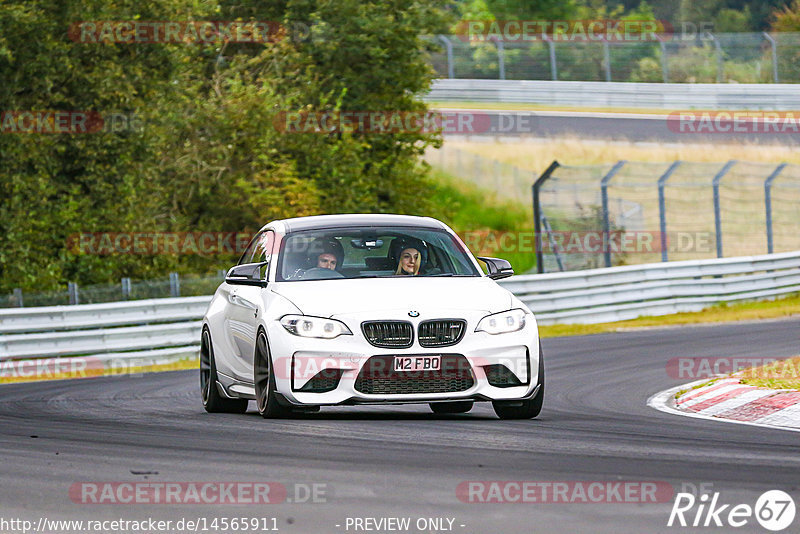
201,328,248,414
429,401,474,414
254,330,292,419
492,345,545,420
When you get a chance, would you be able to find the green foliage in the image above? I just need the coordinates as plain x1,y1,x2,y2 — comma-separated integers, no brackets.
0,0,453,293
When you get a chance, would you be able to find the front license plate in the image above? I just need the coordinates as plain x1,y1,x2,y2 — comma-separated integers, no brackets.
393,356,441,372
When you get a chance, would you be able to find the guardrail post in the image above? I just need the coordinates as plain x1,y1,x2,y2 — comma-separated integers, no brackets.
657,36,669,83
68,282,79,305
705,32,724,83
763,32,779,84
437,35,455,79
533,161,560,274
657,161,682,262
764,163,787,254
121,277,131,299
13,288,23,308
601,161,627,268
169,272,180,297
712,160,737,259
544,36,557,81
602,40,612,82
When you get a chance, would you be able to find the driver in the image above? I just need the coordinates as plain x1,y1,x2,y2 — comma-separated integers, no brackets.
316,252,338,270
288,237,344,279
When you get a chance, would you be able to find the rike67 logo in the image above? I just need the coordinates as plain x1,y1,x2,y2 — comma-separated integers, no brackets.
668,490,796,531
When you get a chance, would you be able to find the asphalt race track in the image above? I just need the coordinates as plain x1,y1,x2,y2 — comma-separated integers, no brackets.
1,318,798,534
440,110,800,145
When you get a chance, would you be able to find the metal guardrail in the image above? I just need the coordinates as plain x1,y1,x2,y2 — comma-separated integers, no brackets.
426,79,800,110
0,251,798,374
0,296,211,334
501,250,800,324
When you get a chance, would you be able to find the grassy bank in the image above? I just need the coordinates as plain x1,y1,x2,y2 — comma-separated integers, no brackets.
445,138,800,172
539,292,800,338
424,167,536,273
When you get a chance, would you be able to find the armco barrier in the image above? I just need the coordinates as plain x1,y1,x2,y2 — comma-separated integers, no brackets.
501,250,800,324
426,79,800,110
0,251,798,373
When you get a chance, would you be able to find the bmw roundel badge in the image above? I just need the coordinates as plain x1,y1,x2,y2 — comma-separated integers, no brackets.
408,310,420,317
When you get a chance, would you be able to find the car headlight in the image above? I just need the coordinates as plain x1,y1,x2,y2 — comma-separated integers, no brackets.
280,315,352,339
475,309,527,335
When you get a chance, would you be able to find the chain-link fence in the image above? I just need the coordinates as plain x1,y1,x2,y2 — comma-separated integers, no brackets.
536,160,800,272
425,145,531,202
425,147,800,273
429,32,800,83
0,271,226,308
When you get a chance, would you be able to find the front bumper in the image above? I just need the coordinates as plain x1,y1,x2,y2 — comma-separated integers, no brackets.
265,314,540,406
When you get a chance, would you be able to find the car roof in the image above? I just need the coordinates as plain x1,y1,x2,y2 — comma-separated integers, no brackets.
272,214,448,233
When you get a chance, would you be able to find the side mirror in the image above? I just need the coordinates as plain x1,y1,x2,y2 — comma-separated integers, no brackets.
477,256,514,280
226,261,269,287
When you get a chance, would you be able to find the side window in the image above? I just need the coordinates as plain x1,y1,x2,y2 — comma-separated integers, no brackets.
252,230,275,264
238,230,275,265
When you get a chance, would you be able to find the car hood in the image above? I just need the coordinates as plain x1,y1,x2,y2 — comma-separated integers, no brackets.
270,277,512,317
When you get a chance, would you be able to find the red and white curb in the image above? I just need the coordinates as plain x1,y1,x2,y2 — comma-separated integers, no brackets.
648,378,800,433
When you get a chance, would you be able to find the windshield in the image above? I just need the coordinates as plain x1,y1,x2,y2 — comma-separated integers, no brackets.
277,227,480,281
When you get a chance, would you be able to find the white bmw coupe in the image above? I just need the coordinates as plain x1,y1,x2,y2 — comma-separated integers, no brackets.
201,214,543,419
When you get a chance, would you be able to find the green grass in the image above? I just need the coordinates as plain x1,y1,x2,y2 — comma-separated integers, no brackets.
539,292,800,338
739,355,800,390
425,168,536,273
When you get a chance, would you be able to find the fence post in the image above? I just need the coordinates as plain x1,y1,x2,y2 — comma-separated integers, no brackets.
544,35,557,80
602,40,612,82
763,32,779,84
712,160,737,258
437,35,455,79
706,32,724,83
533,161,560,274
657,161,682,262
764,163,787,254
601,161,627,268
169,272,181,297
490,37,505,80
121,277,131,299
657,36,669,83
68,282,79,305
13,288,23,308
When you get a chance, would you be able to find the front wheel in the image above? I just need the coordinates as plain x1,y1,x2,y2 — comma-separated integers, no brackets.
254,330,292,419
201,328,248,414
492,345,544,420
